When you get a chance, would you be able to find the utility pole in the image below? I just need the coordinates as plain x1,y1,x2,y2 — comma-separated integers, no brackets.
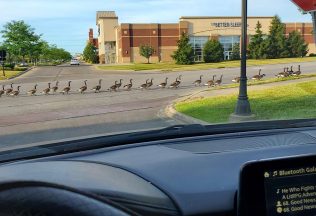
231,0,253,120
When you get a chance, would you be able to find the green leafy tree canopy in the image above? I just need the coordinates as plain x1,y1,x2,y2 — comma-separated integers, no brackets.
83,42,98,64
172,33,194,65
139,44,155,63
203,39,224,63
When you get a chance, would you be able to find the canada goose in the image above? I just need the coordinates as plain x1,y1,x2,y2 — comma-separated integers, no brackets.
146,78,154,89
10,86,21,97
288,66,294,75
50,81,59,93
252,69,265,81
170,76,182,89
215,75,223,86
42,83,51,95
116,79,123,90
193,75,203,86
276,68,289,78
91,79,102,93
109,81,118,92
205,75,217,87
158,77,168,88
61,81,72,94
232,76,240,83
79,80,88,94
292,65,301,76
27,84,38,96
140,79,149,90
123,79,133,91
5,83,13,96
176,75,182,85
0,85,5,97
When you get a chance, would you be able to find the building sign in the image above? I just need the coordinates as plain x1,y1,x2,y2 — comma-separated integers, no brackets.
212,22,242,28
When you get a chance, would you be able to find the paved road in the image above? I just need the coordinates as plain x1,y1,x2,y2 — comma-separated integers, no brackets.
0,61,315,150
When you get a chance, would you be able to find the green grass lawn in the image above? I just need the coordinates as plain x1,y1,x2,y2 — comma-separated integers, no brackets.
175,80,316,123
97,56,316,71
0,70,24,80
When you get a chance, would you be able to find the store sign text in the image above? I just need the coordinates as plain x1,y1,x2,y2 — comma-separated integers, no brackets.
212,22,242,28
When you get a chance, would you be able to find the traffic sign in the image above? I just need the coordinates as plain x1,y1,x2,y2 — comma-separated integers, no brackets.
291,0,316,12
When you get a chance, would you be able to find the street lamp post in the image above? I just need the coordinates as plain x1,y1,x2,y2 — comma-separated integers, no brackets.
312,11,316,47
233,0,252,117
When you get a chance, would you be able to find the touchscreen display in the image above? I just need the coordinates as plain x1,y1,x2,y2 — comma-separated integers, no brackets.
264,166,316,215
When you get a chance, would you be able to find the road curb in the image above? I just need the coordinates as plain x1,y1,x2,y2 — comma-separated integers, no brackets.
163,102,209,125
8,66,36,80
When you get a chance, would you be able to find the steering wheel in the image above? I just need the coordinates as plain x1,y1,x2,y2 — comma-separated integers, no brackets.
0,181,137,216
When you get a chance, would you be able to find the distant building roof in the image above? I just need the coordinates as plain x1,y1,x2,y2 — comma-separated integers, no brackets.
96,11,118,24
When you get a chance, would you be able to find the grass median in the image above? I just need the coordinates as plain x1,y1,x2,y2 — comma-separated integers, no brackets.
97,56,316,71
0,70,24,80
175,80,316,123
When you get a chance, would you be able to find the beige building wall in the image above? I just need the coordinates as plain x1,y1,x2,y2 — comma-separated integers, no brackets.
96,11,118,64
179,16,273,36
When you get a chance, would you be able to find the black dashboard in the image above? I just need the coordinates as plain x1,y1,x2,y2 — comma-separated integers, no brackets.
1,126,316,215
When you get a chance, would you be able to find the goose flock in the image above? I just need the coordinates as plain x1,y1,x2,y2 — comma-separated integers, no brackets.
0,65,303,98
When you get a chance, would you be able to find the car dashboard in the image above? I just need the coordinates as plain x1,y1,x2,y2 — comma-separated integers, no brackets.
1,126,316,215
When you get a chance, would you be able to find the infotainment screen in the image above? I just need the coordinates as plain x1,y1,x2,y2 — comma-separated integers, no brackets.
238,155,316,216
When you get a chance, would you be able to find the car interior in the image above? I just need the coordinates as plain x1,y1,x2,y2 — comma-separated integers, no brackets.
0,121,316,215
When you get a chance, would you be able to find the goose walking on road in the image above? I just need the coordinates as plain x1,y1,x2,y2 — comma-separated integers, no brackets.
193,75,203,86
205,75,216,87
50,81,59,94
215,75,223,86
79,80,88,94
123,79,133,91
10,86,21,97
116,79,123,90
91,79,102,93
232,76,240,83
292,65,301,76
140,79,149,90
146,78,154,89
252,69,265,81
61,81,72,94
276,68,289,78
42,83,51,95
109,81,118,92
170,75,182,89
158,77,168,88
0,85,5,97
5,83,13,96
28,84,38,96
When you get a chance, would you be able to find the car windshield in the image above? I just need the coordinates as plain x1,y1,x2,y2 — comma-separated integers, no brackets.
0,0,315,152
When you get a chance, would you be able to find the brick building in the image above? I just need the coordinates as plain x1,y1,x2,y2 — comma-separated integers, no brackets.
94,11,316,64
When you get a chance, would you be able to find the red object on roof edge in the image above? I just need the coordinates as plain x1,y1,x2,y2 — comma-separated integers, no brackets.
291,0,316,12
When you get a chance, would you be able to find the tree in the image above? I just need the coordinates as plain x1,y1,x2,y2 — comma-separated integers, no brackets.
83,42,98,63
1,20,42,62
286,31,309,57
248,21,266,59
139,44,154,63
264,16,288,59
203,39,224,63
231,43,241,60
172,33,194,65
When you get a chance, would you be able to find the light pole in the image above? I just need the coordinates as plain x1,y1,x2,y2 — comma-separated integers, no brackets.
312,11,316,47
232,0,253,118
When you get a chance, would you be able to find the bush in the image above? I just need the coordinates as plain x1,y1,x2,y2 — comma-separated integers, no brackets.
203,39,224,63
4,63,15,69
309,53,316,57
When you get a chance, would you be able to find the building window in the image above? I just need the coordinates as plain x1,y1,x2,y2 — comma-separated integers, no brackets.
124,30,128,35
189,36,209,62
219,36,240,60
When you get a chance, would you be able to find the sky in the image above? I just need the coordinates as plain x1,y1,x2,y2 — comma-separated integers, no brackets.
0,0,313,54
